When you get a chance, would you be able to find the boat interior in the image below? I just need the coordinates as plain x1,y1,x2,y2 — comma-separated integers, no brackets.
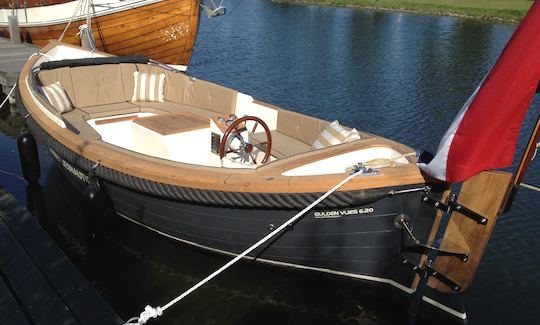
27,44,417,177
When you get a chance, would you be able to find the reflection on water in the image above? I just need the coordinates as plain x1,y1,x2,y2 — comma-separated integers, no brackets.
0,99,23,138
1,1,540,324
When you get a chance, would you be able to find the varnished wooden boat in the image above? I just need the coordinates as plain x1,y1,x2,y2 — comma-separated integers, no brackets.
17,42,514,323
0,0,199,65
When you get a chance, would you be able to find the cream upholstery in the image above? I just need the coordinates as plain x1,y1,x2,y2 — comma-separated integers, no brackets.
187,79,237,115
38,67,77,107
62,108,87,121
41,82,73,113
312,120,361,149
132,101,220,118
70,65,126,107
62,109,101,140
40,63,237,113
119,63,137,101
277,109,330,145
253,130,312,159
162,71,192,104
37,62,335,155
270,131,312,158
131,71,165,102
78,102,139,119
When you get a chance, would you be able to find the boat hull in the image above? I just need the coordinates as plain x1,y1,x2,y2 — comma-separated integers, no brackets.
108,180,428,286
50,145,467,322
0,0,199,65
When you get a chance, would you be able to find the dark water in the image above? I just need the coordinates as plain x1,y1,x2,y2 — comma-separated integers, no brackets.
1,1,540,324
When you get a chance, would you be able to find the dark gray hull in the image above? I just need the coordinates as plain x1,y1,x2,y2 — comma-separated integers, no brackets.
18,91,466,321
106,181,433,290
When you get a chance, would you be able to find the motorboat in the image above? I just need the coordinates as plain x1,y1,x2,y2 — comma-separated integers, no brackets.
17,41,520,322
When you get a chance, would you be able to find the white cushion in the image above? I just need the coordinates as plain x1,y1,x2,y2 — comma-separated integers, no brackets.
41,81,73,113
346,128,362,142
312,120,361,149
131,71,165,102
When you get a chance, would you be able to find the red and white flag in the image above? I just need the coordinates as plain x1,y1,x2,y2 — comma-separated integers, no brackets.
419,1,540,183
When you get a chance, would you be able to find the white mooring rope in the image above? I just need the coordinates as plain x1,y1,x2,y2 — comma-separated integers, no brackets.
520,182,540,192
124,168,366,325
58,0,87,42
1,83,17,109
531,141,540,162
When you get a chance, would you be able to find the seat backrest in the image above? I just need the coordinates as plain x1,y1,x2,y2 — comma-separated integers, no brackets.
69,64,126,108
38,62,237,116
119,63,137,101
187,79,237,115
135,64,236,114
37,67,77,107
277,109,330,145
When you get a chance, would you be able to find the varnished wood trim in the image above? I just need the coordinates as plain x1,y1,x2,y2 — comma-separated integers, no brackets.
94,115,139,125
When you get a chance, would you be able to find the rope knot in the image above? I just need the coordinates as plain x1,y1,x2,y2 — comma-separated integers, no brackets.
138,305,163,324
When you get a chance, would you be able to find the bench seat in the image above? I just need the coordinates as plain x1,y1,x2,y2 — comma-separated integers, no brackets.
132,101,222,119
253,131,312,159
78,102,139,119
62,109,101,141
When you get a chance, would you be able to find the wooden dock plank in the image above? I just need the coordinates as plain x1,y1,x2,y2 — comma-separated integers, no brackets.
0,187,123,325
0,37,39,87
0,218,78,324
0,272,31,325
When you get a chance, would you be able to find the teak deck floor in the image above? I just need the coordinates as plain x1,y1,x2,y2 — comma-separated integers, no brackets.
0,187,122,324
133,111,209,135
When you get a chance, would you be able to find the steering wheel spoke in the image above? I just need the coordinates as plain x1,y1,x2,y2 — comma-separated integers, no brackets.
249,153,258,164
226,148,242,155
251,122,259,133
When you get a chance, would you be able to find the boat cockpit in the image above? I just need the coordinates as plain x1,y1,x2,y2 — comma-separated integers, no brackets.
27,45,415,176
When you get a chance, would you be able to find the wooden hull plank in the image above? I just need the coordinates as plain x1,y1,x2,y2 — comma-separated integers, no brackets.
0,0,199,65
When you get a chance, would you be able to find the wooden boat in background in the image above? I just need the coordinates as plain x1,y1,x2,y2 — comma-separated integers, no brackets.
0,0,200,66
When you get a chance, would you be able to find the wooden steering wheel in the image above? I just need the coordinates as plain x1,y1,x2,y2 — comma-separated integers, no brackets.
219,116,272,165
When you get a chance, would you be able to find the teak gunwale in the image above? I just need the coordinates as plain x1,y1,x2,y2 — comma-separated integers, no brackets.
19,42,433,194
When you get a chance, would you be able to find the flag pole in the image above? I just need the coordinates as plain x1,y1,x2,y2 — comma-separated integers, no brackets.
504,114,540,212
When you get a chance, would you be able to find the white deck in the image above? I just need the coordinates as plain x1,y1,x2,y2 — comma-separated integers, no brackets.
88,113,224,167
283,147,410,176
87,113,410,174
